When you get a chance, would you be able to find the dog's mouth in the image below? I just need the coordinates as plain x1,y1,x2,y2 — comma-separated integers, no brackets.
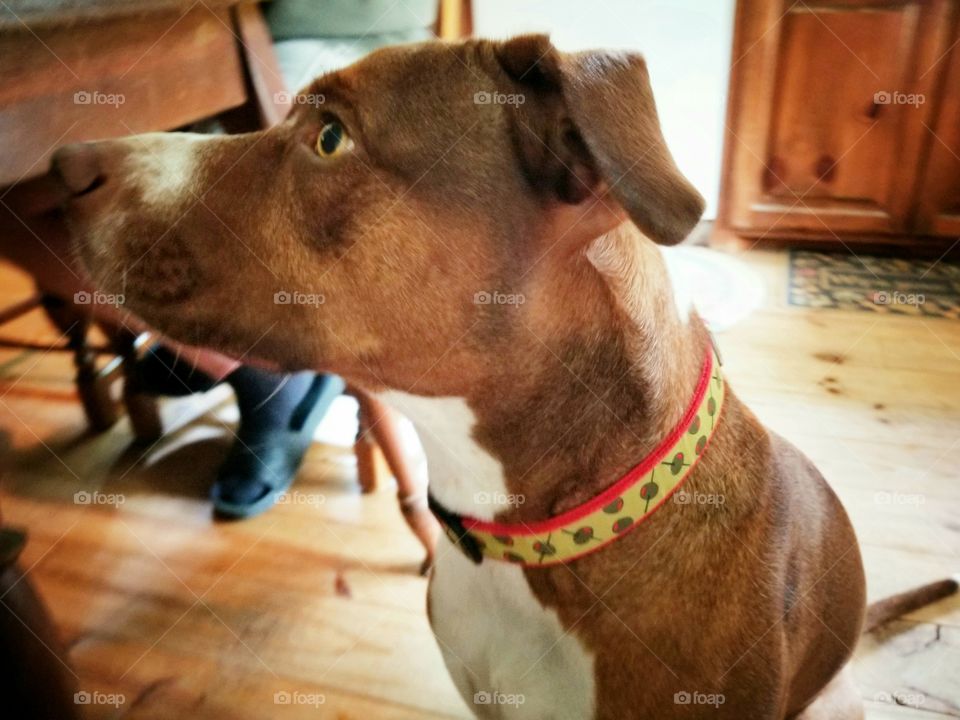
133,301,316,371
70,174,107,199
57,183,120,281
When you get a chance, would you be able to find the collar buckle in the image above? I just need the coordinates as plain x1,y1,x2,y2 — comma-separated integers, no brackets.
428,493,484,564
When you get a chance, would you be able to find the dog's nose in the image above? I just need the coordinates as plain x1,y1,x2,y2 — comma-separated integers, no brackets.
50,143,104,196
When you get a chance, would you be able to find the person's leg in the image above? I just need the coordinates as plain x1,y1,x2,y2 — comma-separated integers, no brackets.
132,351,344,518
131,344,222,397
130,348,345,517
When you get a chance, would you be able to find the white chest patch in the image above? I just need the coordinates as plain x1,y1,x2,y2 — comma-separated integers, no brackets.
379,391,510,521
380,391,596,719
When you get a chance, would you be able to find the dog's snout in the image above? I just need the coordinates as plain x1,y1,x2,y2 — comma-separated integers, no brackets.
51,143,105,196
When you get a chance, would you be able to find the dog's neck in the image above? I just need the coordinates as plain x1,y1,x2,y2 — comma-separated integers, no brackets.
469,223,706,522
390,222,708,523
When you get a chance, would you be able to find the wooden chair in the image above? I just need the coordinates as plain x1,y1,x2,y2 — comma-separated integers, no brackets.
0,292,163,441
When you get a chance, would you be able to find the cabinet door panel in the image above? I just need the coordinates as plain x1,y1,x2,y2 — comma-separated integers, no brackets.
914,19,960,237
723,0,955,238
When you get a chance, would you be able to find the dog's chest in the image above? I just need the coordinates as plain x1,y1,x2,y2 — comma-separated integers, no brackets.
380,392,596,719
379,391,511,520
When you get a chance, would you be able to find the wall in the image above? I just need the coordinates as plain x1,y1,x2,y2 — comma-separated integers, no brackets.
474,0,736,218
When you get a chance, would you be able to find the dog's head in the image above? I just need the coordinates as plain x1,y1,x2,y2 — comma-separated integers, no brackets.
58,35,703,392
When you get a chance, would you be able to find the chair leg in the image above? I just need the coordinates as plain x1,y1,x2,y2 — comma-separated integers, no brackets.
347,387,380,494
40,295,118,432
354,395,381,494
112,328,163,443
353,389,438,574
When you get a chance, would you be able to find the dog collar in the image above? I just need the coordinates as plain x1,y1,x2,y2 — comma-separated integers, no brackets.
429,342,725,566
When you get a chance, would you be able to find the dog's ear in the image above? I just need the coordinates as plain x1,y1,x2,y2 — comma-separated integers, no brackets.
495,35,704,245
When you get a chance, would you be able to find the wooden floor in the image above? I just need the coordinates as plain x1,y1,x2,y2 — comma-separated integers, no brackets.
1,250,958,719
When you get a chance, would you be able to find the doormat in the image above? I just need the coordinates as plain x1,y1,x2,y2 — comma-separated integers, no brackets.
788,250,960,319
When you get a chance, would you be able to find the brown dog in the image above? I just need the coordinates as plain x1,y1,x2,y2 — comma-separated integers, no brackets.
54,35,955,719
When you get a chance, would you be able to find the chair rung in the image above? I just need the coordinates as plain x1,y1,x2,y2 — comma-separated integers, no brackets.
0,294,42,326
0,337,112,354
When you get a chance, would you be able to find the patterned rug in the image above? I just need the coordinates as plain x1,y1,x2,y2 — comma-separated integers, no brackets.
788,251,960,319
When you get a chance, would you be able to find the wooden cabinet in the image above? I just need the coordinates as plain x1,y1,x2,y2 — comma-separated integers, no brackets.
915,14,960,238
720,0,960,251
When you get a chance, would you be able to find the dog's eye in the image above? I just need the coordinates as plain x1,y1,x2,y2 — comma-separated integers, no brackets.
316,121,353,158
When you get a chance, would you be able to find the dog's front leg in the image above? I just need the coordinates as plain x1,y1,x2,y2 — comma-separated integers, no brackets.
789,667,864,720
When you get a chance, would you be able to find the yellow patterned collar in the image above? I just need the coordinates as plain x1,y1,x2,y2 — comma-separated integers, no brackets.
429,343,725,566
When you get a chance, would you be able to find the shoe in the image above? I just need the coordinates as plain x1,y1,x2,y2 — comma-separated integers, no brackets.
211,374,345,519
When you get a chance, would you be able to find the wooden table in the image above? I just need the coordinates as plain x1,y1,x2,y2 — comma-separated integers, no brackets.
0,0,287,187
0,4,287,716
